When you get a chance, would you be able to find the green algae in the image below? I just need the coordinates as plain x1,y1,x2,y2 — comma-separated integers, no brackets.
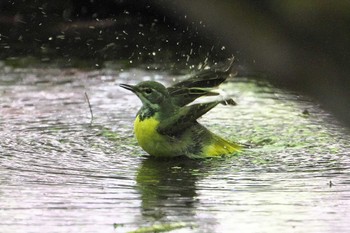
127,222,196,233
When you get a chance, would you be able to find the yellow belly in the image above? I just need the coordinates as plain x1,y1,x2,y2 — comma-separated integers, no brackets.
134,115,181,157
133,115,241,158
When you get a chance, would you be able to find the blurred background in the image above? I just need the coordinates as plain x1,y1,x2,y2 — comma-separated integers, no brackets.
1,0,350,126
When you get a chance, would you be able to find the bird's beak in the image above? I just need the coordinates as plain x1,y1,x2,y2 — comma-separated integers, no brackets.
119,83,138,93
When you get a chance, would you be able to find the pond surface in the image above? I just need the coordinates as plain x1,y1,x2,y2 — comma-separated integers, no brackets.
0,66,349,233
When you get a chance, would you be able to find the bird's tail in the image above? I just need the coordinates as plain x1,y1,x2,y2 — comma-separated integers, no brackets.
203,133,241,157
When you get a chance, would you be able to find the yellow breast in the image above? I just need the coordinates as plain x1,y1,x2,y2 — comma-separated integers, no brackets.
134,115,180,157
133,115,240,158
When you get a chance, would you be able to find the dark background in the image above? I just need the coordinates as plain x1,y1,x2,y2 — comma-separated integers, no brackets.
1,0,350,126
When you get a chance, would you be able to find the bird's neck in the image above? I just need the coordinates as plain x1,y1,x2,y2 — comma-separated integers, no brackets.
138,105,156,121
138,102,176,121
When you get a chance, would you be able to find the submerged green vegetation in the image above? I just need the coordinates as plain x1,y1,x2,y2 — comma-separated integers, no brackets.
114,222,196,233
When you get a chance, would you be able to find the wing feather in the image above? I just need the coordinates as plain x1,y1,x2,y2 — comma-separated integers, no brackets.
168,57,235,106
157,101,220,135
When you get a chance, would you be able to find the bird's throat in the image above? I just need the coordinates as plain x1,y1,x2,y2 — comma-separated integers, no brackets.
138,106,156,121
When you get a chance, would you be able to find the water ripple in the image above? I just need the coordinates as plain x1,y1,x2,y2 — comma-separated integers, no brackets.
0,68,349,233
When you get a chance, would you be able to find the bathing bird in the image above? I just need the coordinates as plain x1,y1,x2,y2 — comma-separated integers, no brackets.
120,58,241,158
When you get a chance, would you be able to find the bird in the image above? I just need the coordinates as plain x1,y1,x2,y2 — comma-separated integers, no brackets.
120,58,241,159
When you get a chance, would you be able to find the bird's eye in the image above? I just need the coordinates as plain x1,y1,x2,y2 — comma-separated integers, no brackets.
144,88,152,94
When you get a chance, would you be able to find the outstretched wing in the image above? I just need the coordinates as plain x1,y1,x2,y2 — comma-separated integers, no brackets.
167,57,235,107
157,100,221,135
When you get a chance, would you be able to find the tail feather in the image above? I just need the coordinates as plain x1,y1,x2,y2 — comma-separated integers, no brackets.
204,134,241,157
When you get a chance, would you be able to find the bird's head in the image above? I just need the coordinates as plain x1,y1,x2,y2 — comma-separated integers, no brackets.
120,81,170,110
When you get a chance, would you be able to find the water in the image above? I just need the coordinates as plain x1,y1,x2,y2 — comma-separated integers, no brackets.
0,66,349,233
